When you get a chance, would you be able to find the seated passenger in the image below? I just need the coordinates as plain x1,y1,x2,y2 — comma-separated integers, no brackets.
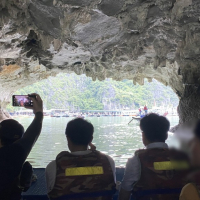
46,118,116,200
180,120,200,200
0,93,43,200
119,113,190,200
0,119,33,200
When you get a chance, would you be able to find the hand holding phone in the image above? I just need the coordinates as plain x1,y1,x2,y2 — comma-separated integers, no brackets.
27,94,43,114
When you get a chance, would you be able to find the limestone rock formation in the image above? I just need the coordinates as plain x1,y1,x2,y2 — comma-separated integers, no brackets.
0,0,200,122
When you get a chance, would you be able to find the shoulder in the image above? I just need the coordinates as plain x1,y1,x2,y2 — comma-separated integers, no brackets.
56,151,70,160
46,160,56,174
96,152,115,173
134,149,146,157
96,151,115,165
104,154,115,165
135,149,145,154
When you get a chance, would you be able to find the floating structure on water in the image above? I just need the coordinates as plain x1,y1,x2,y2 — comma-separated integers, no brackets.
11,107,177,118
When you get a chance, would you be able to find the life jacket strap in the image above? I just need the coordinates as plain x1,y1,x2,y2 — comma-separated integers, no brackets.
52,189,116,200
133,188,182,197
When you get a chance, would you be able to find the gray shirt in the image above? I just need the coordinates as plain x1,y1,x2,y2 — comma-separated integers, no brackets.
121,142,168,191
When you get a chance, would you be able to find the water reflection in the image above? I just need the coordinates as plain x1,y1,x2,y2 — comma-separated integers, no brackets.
14,116,179,167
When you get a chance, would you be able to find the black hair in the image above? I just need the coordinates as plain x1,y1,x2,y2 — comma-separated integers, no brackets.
0,119,24,146
194,120,200,139
65,118,94,146
140,113,170,142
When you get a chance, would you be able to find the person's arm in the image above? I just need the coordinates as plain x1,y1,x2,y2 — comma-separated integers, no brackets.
105,155,116,183
45,161,57,193
15,93,43,157
118,156,140,200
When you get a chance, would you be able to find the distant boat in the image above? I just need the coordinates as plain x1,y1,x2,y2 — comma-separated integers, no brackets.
52,113,61,117
132,116,144,121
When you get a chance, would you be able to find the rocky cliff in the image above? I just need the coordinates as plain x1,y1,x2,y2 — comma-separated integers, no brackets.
0,0,200,121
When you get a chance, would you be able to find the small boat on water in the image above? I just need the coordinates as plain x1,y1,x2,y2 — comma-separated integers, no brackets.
130,112,169,123
132,116,142,121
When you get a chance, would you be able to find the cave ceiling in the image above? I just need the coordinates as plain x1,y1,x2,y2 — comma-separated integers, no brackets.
0,0,200,103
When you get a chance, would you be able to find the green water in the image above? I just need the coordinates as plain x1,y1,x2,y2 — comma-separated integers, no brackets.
15,116,179,168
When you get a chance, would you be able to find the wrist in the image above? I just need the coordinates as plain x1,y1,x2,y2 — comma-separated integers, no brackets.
34,111,43,115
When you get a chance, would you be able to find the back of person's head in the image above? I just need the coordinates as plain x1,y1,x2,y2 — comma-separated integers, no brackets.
65,118,94,146
0,119,24,146
140,113,170,143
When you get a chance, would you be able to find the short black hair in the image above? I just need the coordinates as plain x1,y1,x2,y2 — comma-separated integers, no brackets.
65,118,94,146
140,113,170,142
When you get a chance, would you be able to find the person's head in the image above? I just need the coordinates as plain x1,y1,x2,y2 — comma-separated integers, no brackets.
0,119,24,147
65,118,94,152
190,120,200,167
140,113,170,146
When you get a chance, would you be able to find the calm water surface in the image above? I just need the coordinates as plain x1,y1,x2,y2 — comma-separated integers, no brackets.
14,116,179,167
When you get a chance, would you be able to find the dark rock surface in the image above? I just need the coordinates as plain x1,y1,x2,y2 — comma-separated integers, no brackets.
0,0,200,122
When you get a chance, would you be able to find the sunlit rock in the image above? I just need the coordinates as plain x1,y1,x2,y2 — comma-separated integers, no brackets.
0,0,200,122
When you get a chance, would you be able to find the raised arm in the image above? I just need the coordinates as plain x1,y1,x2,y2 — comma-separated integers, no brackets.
16,93,43,157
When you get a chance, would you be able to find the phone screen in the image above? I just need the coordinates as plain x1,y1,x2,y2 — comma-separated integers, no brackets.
12,95,33,107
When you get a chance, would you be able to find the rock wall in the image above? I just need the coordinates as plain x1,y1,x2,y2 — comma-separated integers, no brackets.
0,0,200,122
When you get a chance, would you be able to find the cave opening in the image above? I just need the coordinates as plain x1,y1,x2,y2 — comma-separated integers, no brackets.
5,72,180,167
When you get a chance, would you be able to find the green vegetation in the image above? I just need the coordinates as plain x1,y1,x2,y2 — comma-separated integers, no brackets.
7,73,179,112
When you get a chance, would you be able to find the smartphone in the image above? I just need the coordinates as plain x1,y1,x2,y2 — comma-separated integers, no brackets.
12,95,34,107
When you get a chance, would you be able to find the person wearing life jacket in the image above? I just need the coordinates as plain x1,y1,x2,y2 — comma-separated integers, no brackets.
46,118,116,200
180,120,200,200
119,113,190,200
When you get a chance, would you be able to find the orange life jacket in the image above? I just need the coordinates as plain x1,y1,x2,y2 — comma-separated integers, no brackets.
48,150,116,200
132,148,190,200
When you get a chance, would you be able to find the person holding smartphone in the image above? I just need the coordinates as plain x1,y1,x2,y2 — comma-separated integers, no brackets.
0,93,43,200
